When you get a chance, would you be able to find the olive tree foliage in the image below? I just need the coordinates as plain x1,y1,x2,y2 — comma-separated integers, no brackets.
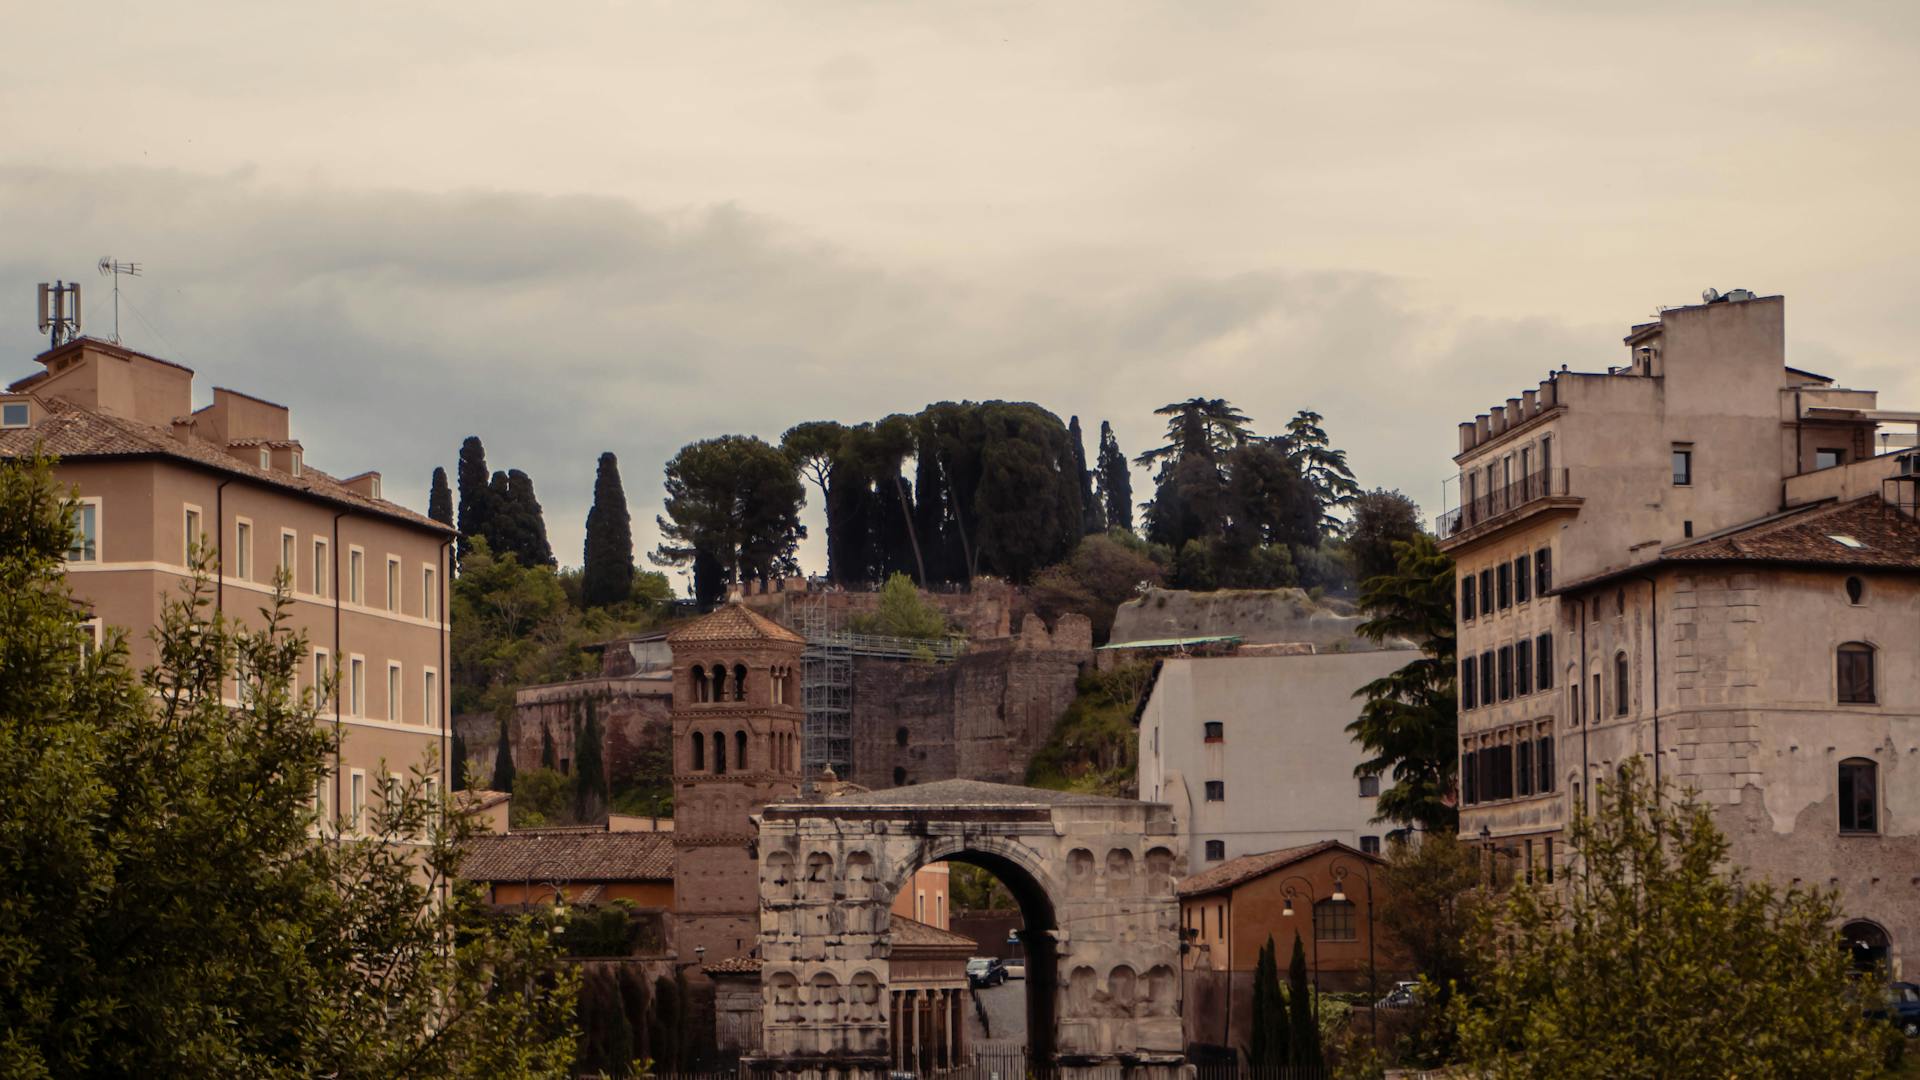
1454,760,1896,1080
0,453,577,1079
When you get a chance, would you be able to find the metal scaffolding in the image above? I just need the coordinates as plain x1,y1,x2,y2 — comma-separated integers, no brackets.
798,602,965,784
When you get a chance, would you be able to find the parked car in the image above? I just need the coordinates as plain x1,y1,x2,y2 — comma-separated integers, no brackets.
967,956,1008,988
1872,982,1920,1038
1004,960,1026,980
1376,981,1422,1009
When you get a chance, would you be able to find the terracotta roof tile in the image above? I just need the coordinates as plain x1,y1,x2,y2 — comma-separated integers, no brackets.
889,914,977,950
462,830,674,883
1177,840,1379,898
0,396,451,534
704,956,764,975
1665,495,1920,570
665,602,805,645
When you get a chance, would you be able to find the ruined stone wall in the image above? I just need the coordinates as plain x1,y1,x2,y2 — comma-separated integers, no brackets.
511,675,674,788
850,615,1093,790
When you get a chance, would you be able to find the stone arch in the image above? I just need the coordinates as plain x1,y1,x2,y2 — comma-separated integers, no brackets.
733,662,749,702
767,971,801,1024
689,730,705,771
1145,846,1176,891
1145,964,1177,1017
766,850,795,895
712,730,727,774
1107,964,1138,1014
691,663,711,703
849,970,883,1022
709,663,725,702
1067,848,1096,896
804,851,835,900
844,850,875,891
736,729,749,772
1844,918,1892,973
807,971,841,1024
1106,848,1135,895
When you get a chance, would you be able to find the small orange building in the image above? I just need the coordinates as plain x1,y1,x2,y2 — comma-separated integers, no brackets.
463,828,674,909
1177,840,1405,1056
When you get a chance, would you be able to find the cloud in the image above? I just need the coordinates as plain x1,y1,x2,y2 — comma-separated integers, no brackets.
0,165,1783,579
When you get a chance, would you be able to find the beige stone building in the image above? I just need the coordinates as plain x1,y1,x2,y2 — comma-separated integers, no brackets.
0,338,454,834
1441,292,1920,971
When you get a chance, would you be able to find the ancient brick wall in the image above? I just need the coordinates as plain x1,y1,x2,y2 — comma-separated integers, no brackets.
511,676,674,788
851,614,1093,790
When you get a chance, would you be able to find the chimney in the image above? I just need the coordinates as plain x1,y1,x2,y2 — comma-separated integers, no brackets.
171,417,196,443
1521,389,1537,417
1458,421,1477,454
1475,414,1491,442
1490,405,1506,435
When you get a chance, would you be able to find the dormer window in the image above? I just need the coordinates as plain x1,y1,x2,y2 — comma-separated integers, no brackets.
1,402,27,428
258,448,270,469
368,476,381,499
290,451,303,477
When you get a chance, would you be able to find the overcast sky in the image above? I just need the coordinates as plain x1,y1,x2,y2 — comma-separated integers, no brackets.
4,2,1916,585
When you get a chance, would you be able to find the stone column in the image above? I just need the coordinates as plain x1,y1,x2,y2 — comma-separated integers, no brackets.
948,989,960,1066
908,989,920,1074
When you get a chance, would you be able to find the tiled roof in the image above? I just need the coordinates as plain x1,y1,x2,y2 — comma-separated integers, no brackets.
665,602,805,646
0,396,451,534
1664,495,1920,570
1177,840,1379,898
462,829,674,883
457,789,511,813
889,914,977,950
704,956,764,975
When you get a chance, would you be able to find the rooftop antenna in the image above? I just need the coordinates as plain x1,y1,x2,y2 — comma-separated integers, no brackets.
97,257,142,344
36,280,82,350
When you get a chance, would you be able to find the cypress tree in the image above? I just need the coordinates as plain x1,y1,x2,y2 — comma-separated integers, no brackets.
540,721,556,771
489,711,516,793
428,466,453,527
505,469,555,567
455,437,491,560
1069,416,1103,536
1287,931,1321,1068
573,698,608,823
450,727,469,791
1250,935,1288,1067
582,452,635,607
1096,421,1134,533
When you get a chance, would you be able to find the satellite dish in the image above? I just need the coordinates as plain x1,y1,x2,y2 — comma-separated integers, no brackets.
1701,287,1720,303
97,257,113,276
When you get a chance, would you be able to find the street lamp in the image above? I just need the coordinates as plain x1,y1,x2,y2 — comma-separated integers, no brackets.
1329,857,1378,1041
1277,875,1321,1029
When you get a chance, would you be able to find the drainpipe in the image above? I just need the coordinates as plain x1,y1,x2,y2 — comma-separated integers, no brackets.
438,536,454,901
332,510,347,831
1631,574,1661,792
214,479,232,614
1576,596,1590,817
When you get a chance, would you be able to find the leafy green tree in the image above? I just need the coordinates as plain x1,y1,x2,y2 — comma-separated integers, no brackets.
1376,831,1486,1066
1220,440,1320,555
0,453,577,1078
582,452,635,608
491,711,518,793
781,419,849,574
1454,761,1896,1079
1096,420,1133,534
1287,932,1322,1068
573,698,608,822
451,538,582,717
653,435,806,603
1344,488,1422,585
456,435,492,561
1136,398,1254,471
488,469,555,568
1279,409,1360,535
1347,533,1457,830
1249,936,1289,1067
850,572,951,640
1069,416,1104,535
429,465,454,526
1028,530,1163,643
511,767,576,828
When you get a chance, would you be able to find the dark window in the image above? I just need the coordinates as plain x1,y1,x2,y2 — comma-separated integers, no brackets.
1463,657,1478,709
1846,577,1865,605
1545,836,1554,883
713,731,727,774
1462,576,1476,621
1481,652,1495,703
1360,835,1381,855
1515,642,1532,696
1672,447,1692,486
1204,721,1224,742
1570,683,1581,727
1536,548,1552,594
1614,654,1629,716
1498,646,1514,701
732,663,748,702
1461,745,1478,804
1838,643,1876,704
1492,743,1514,800
1839,759,1878,834
1515,554,1532,604
896,726,909,746
1536,634,1554,690
1516,739,1534,796
691,731,705,770
737,730,748,771
1479,570,1493,617
1817,448,1846,470
1205,839,1226,861
893,767,907,785
1358,774,1380,798
1205,780,1225,802
1683,520,1693,538
1592,673,1603,723
1537,735,1555,792
1314,899,1357,942
1615,588,1626,616
1497,563,1512,609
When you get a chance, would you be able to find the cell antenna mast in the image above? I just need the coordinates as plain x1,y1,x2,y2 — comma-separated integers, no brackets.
36,280,82,350
97,257,142,344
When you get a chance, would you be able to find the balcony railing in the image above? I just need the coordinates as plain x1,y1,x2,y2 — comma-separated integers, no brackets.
1438,468,1570,538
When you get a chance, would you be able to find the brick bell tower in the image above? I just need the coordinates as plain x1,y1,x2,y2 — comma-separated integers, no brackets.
666,602,805,964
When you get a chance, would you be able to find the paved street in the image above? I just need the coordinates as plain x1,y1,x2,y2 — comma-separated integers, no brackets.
965,979,1027,1050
